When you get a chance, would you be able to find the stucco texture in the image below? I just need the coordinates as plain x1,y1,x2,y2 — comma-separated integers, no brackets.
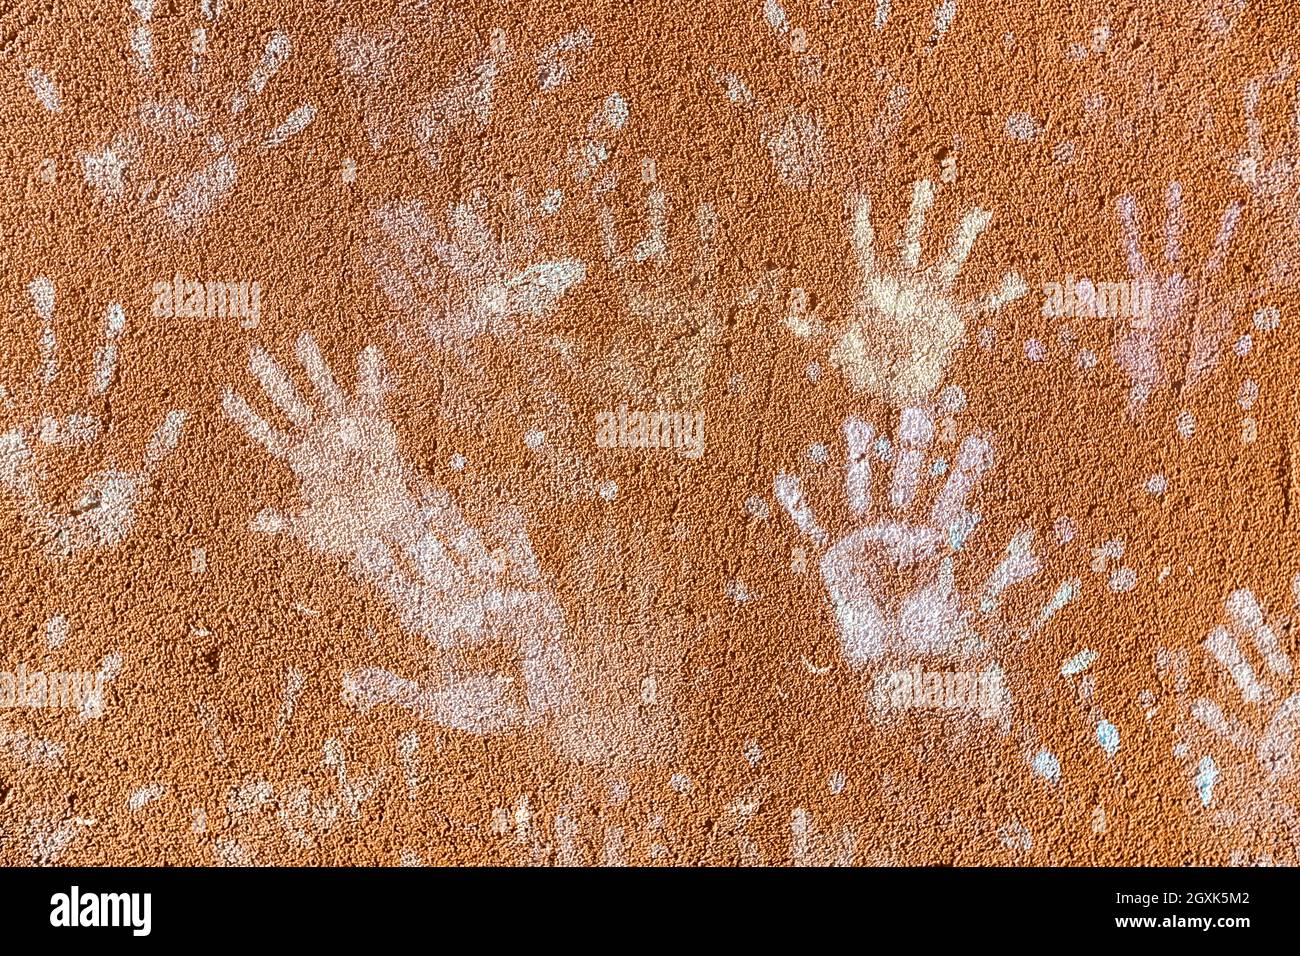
0,0,1298,865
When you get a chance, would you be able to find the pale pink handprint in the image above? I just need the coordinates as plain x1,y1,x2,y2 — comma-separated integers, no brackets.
1113,183,1242,414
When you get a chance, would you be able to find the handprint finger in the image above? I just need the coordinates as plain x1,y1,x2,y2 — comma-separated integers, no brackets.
0,429,42,504
693,202,719,281
631,186,668,264
29,277,57,387
355,346,390,410
261,104,316,150
1257,695,1300,777
888,407,933,511
140,409,187,476
38,414,100,446
849,193,875,280
249,345,314,427
232,31,291,115
92,303,126,396
935,206,991,290
1191,696,1254,750
1203,201,1242,276
1244,77,1265,162
503,260,587,317
1116,194,1147,278
490,506,543,583
1163,181,1184,266
931,433,992,529
979,529,1040,613
221,388,290,459
844,417,876,518
1205,624,1267,703
774,472,828,548
294,333,348,416
129,2,152,72
598,205,624,271
974,272,1029,313
900,180,934,270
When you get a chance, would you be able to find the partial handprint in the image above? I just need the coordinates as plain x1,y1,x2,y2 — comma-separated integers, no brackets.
1175,583,1300,863
1113,183,1242,414
211,736,387,863
1232,57,1299,204
589,178,723,406
792,183,1026,407
78,8,315,233
774,403,1041,695
713,2,828,190
221,333,575,732
366,192,586,346
0,278,186,558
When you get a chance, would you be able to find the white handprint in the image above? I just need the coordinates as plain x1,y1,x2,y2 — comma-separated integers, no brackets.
221,333,575,733
366,192,586,346
1178,582,1300,863
77,7,314,233
775,404,1046,695
1113,183,1242,414
0,278,186,558
790,183,1026,406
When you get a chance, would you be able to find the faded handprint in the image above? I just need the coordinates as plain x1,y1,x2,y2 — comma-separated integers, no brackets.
588,177,723,406
712,1,829,189
1113,183,1242,414
78,7,314,232
221,333,575,733
1232,57,1299,202
0,278,187,558
1168,582,1300,863
790,183,1026,407
211,736,387,864
337,24,597,171
366,192,586,346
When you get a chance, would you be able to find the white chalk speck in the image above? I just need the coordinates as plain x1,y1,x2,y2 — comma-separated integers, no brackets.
1032,749,1061,783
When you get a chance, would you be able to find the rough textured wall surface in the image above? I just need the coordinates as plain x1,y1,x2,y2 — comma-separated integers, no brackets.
0,0,1297,866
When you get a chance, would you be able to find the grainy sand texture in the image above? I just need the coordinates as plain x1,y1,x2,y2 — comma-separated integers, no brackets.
1,0,1298,865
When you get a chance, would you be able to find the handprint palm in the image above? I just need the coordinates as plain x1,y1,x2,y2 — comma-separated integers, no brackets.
804,182,1026,406
0,278,186,558
222,333,575,731
775,404,1040,669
